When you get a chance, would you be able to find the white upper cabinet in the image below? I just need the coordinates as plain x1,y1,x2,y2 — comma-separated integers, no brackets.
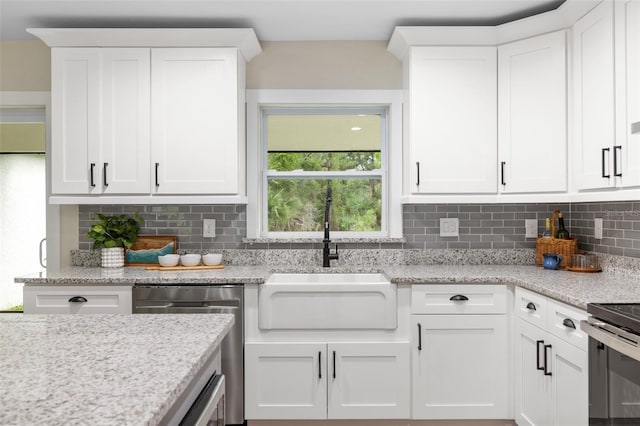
407,46,497,194
100,49,151,194
498,31,567,193
616,0,640,188
151,48,242,194
51,48,101,194
573,1,617,191
33,28,260,202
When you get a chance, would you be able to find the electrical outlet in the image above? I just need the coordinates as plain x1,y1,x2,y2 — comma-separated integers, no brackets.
203,219,216,238
440,218,459,237
594,218,603,240
525,219,538,238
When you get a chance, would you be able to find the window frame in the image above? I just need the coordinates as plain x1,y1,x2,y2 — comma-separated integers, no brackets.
246,90,403,240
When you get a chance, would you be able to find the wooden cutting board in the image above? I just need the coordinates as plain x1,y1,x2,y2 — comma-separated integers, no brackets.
145,265,224,271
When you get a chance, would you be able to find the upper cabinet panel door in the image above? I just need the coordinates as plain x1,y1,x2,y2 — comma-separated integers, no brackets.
498,31,567,193
409,46,497,194
618,0,640,188
573,1,617,191
51,48,100,194
100,48,151,194
151,48,240,194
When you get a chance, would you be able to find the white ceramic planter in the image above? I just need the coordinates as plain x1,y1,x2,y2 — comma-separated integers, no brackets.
101,247,124,268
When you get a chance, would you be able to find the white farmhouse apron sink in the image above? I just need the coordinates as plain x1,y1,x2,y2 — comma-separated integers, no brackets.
258,273,397,330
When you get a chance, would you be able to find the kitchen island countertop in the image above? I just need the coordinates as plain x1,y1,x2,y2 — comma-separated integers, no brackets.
15,264,640,309
0,313,233,426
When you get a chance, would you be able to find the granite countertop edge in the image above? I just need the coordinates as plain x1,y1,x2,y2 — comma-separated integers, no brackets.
15,264,640,310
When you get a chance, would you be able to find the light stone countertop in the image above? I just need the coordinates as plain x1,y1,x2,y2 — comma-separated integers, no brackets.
0,313,234,426
15,264,640,309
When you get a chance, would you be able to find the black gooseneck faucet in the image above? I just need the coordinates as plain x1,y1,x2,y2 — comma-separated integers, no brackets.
323,186,339,267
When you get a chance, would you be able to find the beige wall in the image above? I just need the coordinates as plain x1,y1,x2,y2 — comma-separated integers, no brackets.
247,41,401,89
0,40,51,91
0,40,401,91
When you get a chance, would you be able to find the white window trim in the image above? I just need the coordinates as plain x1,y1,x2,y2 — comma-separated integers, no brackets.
246,89,403,239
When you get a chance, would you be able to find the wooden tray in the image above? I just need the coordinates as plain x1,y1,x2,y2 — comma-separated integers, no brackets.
145,265,224,271
566,266,602,273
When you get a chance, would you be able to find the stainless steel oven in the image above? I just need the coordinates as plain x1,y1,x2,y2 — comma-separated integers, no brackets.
133,284,244,425
581,303,640,425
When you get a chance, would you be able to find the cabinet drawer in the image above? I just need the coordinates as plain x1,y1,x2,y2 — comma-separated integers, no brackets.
24,286,132,314
411,285,507,314
547,299,588,351
515,286,548,330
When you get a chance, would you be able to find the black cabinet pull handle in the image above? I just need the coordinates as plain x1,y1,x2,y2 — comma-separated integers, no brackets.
544,344,552,376
597,342,605,351
450,294,469,301
526,302,537,311
501,161,506,186
602,147,611,178
332,350,336,379
562,318,576,329
416,162,420,187
614,145,622,177
155,162,160,187
68,296,87,303
536,340,544,371
417,322,422,351
90,163,96,187
103,163,109,187
318,351,322,379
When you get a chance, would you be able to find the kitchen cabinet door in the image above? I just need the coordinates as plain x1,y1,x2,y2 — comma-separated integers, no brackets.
100,48,151,194
51,48,100,194
244,342,327,420
151,48,241,194
412,314,509,419
618,0,640,188
327,342,410,419
514,318,550,426
573,1,617,190
547,334,588,426
408,46,497,194
498,31,567,193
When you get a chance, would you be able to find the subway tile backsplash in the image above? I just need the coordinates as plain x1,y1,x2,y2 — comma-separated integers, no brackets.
78,201,640,259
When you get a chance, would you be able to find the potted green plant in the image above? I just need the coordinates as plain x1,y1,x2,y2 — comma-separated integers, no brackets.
86,213,144,268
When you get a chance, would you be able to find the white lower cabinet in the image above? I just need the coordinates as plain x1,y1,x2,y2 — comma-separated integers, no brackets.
411,284,509,420
412,315,509,419
23,285,132,314
514,287,588,426
244,341,410,420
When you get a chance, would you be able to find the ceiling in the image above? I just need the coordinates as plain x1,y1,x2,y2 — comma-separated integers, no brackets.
0,0,566,42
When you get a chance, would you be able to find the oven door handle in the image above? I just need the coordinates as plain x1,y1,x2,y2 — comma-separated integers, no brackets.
179,374,225,426
580,320,640,362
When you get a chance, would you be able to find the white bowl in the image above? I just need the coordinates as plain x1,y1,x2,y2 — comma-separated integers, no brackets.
180,254,202,267
158,254,180,267
203,253,223,266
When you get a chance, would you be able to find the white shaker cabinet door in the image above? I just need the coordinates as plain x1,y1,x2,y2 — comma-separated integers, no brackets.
618,0,640,188
412,315,509,419
244,342,327,420
100,48,151,194
51,48,100,194
151,48,240,194
514,318,550,426
498,30,567,193
327,342,410,419
573,1,617,190
547,334,588,426
409,46,497,194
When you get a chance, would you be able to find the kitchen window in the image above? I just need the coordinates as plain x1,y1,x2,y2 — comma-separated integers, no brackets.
246,90,403,240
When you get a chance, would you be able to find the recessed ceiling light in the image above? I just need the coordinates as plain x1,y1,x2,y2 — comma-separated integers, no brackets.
351,126,362,131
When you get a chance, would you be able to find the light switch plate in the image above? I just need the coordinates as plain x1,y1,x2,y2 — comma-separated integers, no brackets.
525,219,538,238
440,218,459,237
203,219,216,238
594,218,603,240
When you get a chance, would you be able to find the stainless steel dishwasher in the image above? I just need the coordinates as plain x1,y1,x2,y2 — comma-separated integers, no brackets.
132,284,244,426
